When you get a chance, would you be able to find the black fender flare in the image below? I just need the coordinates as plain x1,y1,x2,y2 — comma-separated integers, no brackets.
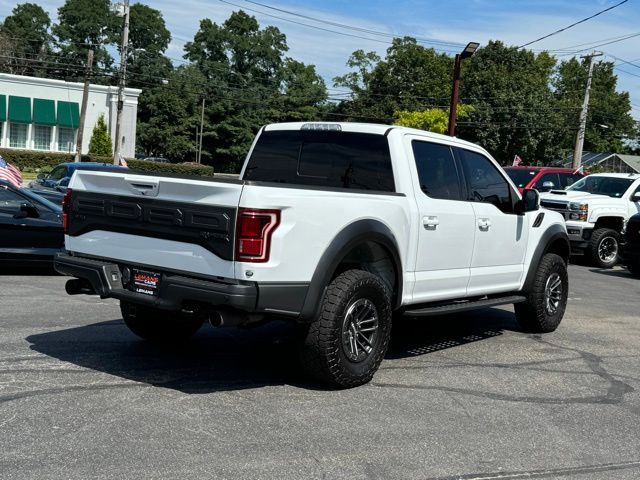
298,219,403,320
522,223,570,292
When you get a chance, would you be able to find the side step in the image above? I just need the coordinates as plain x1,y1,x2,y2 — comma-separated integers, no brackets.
403,295,527,317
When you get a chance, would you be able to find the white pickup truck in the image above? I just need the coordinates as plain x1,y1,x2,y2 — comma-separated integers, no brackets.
540,173,640,268
55,122,570,387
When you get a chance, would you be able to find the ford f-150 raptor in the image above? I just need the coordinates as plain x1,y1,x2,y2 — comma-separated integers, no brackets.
54,122,570,387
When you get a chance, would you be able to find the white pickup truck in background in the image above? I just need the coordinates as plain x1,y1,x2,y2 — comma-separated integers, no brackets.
55,122,570,387
540,173,640,268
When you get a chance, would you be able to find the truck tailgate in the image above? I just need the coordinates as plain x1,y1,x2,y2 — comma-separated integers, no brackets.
65,171,243,278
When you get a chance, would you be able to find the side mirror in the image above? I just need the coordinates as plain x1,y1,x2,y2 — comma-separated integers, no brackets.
633,192,640,202
542,181,555,190
15,203,39,219
36,173,46,180
516,188,540,215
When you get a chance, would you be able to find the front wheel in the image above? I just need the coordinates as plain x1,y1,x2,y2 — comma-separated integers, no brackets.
587,228,620,268
299,270,392,388
120,301,204,341
515,253,568,333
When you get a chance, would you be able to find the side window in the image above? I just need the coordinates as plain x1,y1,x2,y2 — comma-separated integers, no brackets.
0,187,26,214
534,173,560,192
47,166,67,181
458,149,513,213
411,140,462,201
563,174,583,188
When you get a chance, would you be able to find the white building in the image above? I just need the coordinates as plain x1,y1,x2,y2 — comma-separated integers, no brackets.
0,73,141,157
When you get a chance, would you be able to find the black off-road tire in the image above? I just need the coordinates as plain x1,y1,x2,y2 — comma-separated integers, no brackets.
120,301,204,341
515,253,568,333
587,228,620,268
299,270,392,388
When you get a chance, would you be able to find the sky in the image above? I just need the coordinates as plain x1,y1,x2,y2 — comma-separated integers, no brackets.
1,0,639,119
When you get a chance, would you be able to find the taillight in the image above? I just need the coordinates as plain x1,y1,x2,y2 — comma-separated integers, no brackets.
62,188,73,234
235,208,280,263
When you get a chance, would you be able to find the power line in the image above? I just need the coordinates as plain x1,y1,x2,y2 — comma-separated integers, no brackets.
240,0,465,48
516,0,629,48
548,31,640,54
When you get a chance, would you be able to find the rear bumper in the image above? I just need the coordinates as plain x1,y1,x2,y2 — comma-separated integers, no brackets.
54,253,308,316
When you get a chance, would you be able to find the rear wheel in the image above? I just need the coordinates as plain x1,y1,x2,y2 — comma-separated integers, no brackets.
120,301,204,341
515,253,568,333
587,228,620,268
299,270,392,388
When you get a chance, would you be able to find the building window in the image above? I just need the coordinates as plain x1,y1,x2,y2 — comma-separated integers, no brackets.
58,127,76,153
9,123,28,148
34,125,52,151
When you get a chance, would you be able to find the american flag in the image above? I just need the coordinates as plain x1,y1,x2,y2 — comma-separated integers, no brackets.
0,156,22,189
512,154,523,167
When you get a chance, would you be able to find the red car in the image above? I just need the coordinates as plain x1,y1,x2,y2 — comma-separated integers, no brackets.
504,166,585,194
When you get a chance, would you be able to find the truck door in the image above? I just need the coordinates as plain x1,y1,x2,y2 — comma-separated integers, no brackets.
455,147,528,295
405,136,476,302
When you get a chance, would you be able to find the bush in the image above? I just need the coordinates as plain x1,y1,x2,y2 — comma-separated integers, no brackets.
89,114,113,156
127,159,214,176
0,148,214,177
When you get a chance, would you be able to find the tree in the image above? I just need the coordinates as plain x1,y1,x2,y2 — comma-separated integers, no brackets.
333,38,453,122
52,0,116,82
182,10,327,171
553,58,636,155
394,105,474,134
89,114,113,156
0,3,53,76
457,41,561,165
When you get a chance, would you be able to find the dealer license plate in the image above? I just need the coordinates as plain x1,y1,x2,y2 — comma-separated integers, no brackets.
131,269,161,296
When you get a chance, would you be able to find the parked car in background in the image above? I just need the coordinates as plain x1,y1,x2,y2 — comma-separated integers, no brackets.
27,162,128,203
0,180,63,265
504,166,585,194
624,213,640,278
539,173,640,268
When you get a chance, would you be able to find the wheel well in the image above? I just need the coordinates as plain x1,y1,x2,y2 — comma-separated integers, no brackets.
332,241,398,304
546,238,570,264
595,217,624,233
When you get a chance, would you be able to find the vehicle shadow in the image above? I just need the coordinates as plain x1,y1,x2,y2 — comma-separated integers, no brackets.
25,307,521,393
588,267,633,279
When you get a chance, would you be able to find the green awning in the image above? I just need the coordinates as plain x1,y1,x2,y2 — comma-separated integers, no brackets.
57,101,80,129
33,98,56,126
8,96,31,123
0,95,6,122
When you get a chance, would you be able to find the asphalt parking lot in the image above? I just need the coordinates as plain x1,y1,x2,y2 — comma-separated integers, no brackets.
1,263,639,479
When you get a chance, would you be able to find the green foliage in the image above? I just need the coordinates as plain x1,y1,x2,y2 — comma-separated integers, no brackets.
333,38,453,122
89,114,113,156
0,3,52,76
394,105,474,134
0,148,111,170
126,159,214,176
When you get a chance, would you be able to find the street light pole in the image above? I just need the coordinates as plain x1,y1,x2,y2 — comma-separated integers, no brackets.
447,42,479,137
113,0,130,165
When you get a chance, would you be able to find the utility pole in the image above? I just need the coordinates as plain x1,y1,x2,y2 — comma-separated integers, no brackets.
197,97,205,164
75,49,94,163
572,51,602,171
113,0,130,165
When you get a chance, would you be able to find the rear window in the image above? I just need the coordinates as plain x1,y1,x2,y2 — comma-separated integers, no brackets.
243,130,395,192
505,168,537,188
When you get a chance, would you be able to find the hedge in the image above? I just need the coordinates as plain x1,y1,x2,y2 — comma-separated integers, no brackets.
0,148,214,176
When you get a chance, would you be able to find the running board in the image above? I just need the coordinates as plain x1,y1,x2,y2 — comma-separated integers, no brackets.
402,295,527,317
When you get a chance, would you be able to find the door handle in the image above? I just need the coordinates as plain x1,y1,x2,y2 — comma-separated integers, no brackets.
478,218,492,231
423,215,439,230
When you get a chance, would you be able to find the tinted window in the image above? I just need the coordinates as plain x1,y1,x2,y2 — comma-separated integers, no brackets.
412,141,462,200
567,176,634,198
48,166,67,181
458,149,513,213
0,186,25,213
244,130,395,191
534,173,560,192
505,168,537,188
560,174,583,188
